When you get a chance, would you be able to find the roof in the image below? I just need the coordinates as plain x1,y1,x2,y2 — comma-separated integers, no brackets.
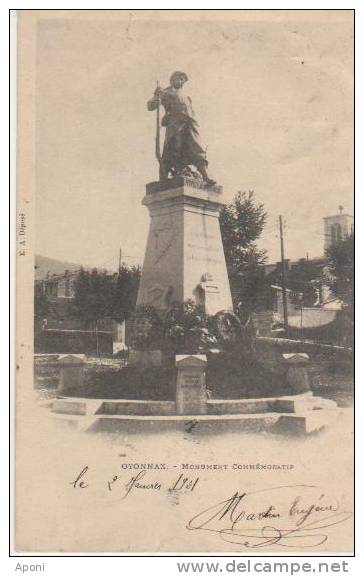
323,214,353,219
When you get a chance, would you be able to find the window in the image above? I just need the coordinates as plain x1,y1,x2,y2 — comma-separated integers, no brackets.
331,223,342,244
65,277,70,297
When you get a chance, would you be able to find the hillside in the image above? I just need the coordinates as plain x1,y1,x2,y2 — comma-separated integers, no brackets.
35,255,82,280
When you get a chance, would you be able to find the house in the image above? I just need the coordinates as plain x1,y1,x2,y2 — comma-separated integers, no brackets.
35,270,80,329
34,264,129,355
39,269,77,299
256,208,353,335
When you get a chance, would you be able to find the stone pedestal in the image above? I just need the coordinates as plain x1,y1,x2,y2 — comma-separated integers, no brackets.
175,354,207,415
281,353,311,394
57,354,86,394
136,177,233,315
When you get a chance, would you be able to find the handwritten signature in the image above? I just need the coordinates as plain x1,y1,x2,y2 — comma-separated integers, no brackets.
70,468,352,548
187,485,352,549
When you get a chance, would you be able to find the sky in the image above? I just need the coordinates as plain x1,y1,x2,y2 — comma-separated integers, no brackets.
35,10,354,270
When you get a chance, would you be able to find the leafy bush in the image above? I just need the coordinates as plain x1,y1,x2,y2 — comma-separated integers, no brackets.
206,343,290,398
67,364,177,400
163,300,217,354
130,305,163,350
130,300,218,354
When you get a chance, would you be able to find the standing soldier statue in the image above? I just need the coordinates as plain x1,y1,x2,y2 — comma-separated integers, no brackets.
147,71,216,185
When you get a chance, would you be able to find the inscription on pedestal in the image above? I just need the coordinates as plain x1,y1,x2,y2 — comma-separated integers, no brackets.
175,355,207,415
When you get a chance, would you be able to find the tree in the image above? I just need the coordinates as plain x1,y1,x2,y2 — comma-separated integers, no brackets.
325,232,354,307
34,283,49,319
219,191,269,317
110,265,141,321
72,265,141,328
72,267,89,326
72,268,110,327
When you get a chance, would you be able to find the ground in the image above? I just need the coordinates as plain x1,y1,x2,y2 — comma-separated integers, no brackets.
15,400,354,553
28,341,353,552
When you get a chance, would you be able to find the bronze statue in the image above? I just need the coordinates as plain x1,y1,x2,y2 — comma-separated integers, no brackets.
147,71,216,185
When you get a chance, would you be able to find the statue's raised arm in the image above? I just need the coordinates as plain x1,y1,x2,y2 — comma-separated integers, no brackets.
147,71,215,185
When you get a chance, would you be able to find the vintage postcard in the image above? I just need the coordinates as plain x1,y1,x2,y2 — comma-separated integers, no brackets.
15,9,354,554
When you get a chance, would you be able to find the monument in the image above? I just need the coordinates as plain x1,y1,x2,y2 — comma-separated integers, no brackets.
136,71,233,315
48,71,339,436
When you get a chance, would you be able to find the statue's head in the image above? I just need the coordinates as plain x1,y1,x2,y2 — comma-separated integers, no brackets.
170,71,188,89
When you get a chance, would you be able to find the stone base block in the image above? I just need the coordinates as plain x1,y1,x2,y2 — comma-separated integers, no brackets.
48,394,338,436
208,399,271,414
273,409,338,435
86,414,281,434
95,400,176,416
52,399,88,416
272,395,336,414
175,354,207,415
